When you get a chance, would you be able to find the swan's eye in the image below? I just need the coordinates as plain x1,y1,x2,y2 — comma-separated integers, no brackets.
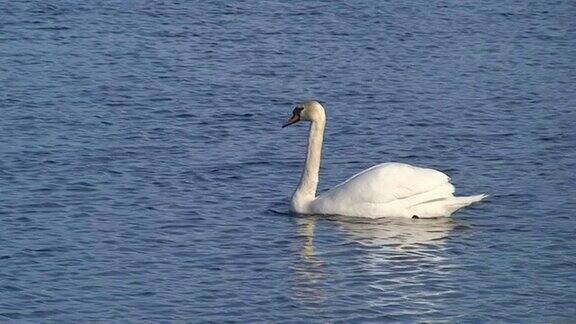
293,107,304,116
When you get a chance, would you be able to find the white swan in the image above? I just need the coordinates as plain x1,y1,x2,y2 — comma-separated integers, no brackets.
282,100,486,218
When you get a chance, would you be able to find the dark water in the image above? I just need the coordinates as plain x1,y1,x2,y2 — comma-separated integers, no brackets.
2,1,576,322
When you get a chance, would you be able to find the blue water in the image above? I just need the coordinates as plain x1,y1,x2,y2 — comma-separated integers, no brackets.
2,1,576,322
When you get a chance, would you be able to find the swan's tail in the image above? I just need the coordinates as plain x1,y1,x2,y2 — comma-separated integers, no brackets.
438,194,487,217
409,194,487,218
449,194,488,207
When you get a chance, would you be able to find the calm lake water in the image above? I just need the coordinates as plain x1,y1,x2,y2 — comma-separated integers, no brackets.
1,0,576,322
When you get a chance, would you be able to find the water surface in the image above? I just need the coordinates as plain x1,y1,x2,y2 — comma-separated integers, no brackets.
1,0,576,322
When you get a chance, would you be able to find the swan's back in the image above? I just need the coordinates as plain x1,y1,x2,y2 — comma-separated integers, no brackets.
321,162,449,203
310,163,476,218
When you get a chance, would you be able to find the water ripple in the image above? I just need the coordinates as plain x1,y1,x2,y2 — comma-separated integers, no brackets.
1,0,575,322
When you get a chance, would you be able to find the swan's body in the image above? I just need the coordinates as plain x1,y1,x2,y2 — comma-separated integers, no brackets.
283,101,486,219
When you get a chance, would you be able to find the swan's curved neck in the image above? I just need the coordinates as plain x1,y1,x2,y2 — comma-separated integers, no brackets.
292,119,325,212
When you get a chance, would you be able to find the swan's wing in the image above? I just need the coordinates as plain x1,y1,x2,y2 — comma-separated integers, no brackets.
316,162,451,205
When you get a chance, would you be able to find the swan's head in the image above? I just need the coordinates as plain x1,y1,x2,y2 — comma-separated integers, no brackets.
282,100,326,128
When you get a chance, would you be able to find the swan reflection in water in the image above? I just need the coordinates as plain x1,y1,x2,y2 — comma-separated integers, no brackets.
291,216,326,304
331,215,456,249
291,215,459,307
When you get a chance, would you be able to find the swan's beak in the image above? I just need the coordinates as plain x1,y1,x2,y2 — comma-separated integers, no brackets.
282,113,300,128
